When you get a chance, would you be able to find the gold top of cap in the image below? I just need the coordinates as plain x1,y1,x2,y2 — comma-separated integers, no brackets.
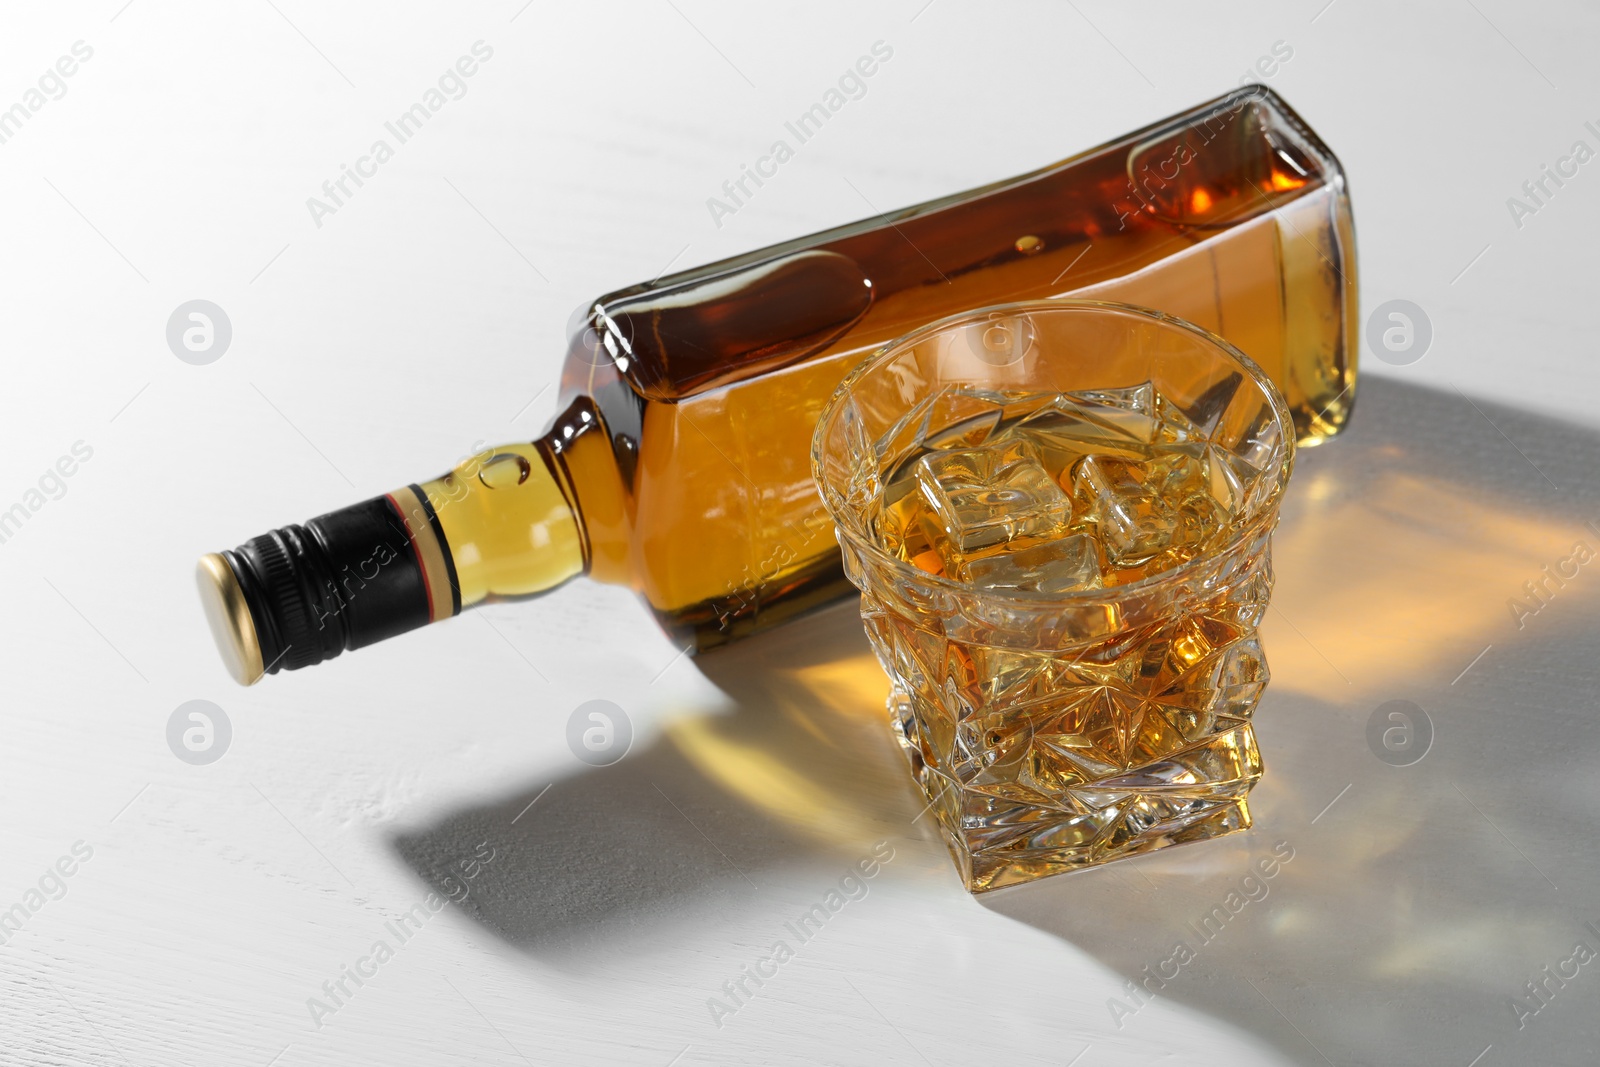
196,553,264,686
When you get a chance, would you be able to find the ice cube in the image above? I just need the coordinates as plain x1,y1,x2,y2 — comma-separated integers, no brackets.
1073,449,1232,575
920,388,1006,451
1005,386,1173,456
1152,389,1202,443
873,483,950,577
1142,446,1212,502
962,533,1103,593
1002,407,1152,475
1077,382,1155,413
915,439,1072,557
1062,383,1202,446
1201,444,1268,518
990,390,1075,426
1073,455,1184,565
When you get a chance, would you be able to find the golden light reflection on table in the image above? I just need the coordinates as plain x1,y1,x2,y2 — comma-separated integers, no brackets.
1269,462,1586,697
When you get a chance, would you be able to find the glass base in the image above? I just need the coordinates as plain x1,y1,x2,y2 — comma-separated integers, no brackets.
888,686,1262,893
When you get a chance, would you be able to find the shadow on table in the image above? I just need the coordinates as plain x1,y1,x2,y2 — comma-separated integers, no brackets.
392,376,1600,1064
982,376,1600,1067
388,596,920,964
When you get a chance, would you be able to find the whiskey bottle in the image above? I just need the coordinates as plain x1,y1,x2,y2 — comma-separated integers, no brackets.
198,84,1358,685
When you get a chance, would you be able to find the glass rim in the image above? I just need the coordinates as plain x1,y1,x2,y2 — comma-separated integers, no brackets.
810,298,1298,606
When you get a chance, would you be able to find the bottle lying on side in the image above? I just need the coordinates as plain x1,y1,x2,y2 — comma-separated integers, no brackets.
198,83,1358,685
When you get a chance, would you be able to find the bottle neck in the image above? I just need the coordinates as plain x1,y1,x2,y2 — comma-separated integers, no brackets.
199,403,598,684
414,435,587,610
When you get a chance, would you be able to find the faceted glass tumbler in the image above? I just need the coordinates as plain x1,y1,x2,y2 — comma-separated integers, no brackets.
811,301,1296,892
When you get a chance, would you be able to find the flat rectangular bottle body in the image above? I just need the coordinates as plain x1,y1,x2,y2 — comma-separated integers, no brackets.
562,86,1357,649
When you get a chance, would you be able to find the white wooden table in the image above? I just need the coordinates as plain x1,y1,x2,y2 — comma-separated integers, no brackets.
3,1,1598,1063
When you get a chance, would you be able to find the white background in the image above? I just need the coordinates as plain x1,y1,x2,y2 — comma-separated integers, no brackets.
3,1,1599,1064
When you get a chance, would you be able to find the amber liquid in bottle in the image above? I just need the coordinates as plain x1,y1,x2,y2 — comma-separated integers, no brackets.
200,85,1356,683
548,84,1355,652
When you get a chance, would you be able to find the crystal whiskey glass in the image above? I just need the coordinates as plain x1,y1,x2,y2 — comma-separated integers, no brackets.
812,301,1295,891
